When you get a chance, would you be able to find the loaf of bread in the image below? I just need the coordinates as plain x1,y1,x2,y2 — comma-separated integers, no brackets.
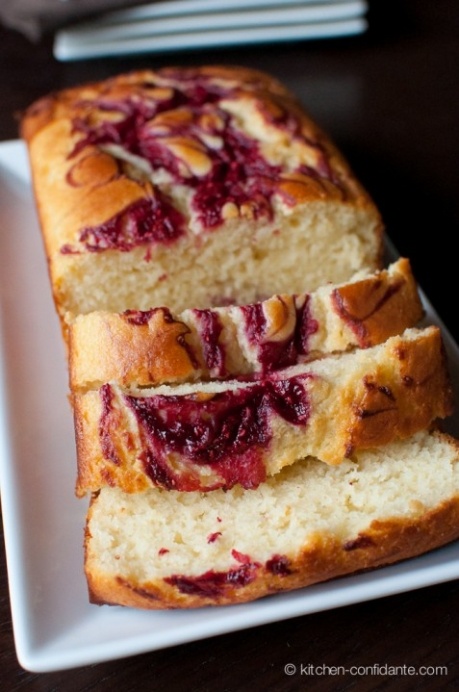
69,257,423,390
73,326,453,496
84,429,459,609
21,65,459,613
21,65,383,333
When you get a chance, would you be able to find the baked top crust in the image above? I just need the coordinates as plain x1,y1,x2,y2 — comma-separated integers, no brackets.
73,326,454,495
21,65,382,259
68,257,424,390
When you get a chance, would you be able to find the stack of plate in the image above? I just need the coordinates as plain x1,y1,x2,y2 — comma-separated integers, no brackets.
53,0,369,61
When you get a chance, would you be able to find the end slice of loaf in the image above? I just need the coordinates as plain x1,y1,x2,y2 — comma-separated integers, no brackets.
21,65,383,331
68,257,424,390
84,429,459,609
73,326,453,495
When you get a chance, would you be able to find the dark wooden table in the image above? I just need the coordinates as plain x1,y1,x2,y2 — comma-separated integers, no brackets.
1,1,459,689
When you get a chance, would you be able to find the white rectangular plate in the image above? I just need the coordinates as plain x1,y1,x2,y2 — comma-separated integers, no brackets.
1,139,459,673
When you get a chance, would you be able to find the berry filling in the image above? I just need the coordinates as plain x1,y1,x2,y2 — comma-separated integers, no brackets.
64,72,337,252
164,552,293,597
265,554,293,575
75,194,185,253
165,562,259,597
99,374,311,491
191,308,226,376
241,297,319,371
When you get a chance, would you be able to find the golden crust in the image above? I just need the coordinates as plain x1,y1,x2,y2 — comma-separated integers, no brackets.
68,257,424,390
21,65,379,216
26,116,148,260
84,468,459,609
69,307,198,389
346,325,454,452
73,327,453,496
330,257,424,347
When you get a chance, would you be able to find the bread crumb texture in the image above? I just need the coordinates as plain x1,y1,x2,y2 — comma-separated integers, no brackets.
85,431,459,606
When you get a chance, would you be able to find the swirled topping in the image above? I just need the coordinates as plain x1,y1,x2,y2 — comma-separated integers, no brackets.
63,69,343,252
240,295,319,371
62,193,185,254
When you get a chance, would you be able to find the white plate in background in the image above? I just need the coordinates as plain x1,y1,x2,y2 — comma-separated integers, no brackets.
1,139,459,673
53,0,368,61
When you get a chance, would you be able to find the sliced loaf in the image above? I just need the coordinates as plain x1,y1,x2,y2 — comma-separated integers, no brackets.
68,257,424,390
73,326,453,495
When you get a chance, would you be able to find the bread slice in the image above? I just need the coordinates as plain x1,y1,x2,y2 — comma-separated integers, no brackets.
73,326,453,496
68,257,423,390
84,428,459,609
21,65,383,332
